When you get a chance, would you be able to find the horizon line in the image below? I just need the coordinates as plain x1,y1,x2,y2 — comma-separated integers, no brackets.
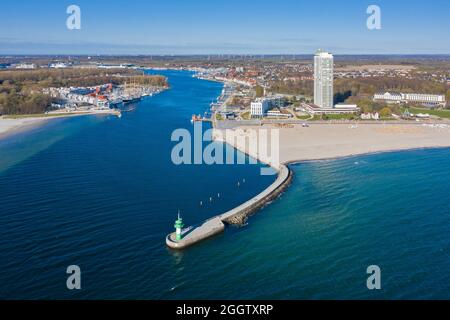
1,53,450,57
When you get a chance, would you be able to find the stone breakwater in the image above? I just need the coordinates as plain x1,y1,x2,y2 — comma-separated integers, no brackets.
220,164,292,225
166,164,292,250
166,123,293,250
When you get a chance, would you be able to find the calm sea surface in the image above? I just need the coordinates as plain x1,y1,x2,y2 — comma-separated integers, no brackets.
1,70,449,299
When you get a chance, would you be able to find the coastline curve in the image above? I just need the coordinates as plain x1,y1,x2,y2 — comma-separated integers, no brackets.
166,164,292,250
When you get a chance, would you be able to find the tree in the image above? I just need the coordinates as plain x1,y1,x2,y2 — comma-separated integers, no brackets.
379,107,392,117
255,85,264,97
446,89,450,108
361,105,373,114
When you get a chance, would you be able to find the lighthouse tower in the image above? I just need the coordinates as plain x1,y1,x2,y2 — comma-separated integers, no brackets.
174,213,184,241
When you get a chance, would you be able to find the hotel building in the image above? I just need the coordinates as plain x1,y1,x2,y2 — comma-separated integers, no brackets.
374,91,446,107
314,50,334,109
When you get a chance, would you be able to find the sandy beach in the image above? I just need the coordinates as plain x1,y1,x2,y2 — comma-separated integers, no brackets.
0,110,120,140
214,122,450,165
0,117,52,139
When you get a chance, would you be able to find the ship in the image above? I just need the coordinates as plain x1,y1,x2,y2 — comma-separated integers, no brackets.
123,95,142,104
122,80,143,104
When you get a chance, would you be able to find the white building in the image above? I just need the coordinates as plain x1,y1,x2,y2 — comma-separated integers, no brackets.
314,50,334,109
302,103,359,115
374,91,446,107
15,63,36,69
361,112,380,120
50,62,68,69
373,92,403,103
250,98,270,117
415,113,430,119
266,110,293,118
402,93,446,106
334,104,359,111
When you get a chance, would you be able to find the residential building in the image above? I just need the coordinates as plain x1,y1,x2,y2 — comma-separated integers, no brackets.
250,98,270,117
314,50,334,109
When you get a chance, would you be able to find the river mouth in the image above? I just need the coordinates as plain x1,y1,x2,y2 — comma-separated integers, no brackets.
3,70,449,300
0,69,276,299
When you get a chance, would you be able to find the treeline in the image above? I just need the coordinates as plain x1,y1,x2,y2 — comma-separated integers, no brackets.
334,78,449,110
0,69,168,115
0,91,52,115
129,75,168,87
270,80,314,96
334,77,447,97
0,69,168,89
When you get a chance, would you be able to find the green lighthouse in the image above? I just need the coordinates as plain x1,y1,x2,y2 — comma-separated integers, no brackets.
174,212,184,241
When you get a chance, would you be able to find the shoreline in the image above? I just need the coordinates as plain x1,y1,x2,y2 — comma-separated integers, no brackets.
166,121,450,249
0,110,120,140
284,144,450,166
0,82,169,141
154,73,450,249
215,122,450,164
0,117,51,140
166,75,295,249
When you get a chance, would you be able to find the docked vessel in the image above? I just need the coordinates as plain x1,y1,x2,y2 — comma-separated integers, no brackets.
123,96,142,104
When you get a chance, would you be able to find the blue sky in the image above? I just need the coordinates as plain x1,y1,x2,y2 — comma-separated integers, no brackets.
0,0,448,54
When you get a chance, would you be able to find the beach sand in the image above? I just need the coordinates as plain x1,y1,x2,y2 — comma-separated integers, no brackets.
214,123,450,165
0,117,51,139
0,110,120,140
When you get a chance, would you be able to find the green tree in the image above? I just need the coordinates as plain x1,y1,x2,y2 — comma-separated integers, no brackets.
255,85,264,97
379,107,392,117
446,89,450,108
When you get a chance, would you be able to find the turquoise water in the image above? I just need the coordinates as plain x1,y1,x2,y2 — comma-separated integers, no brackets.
1,70,450,299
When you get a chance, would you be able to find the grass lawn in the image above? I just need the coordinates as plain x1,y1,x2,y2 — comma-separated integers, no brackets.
407,107,450,119
323,113,358,120
240,111,251,120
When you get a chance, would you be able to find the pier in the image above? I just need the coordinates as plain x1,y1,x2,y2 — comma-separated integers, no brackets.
166,164,292,250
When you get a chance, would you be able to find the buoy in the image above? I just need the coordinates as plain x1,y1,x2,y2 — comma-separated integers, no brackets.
237,182,240,187
217,193,220,198
200,201,203,206
209,197,213,203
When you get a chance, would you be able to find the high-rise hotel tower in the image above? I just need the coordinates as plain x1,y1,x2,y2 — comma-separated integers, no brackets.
314,50,334,109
